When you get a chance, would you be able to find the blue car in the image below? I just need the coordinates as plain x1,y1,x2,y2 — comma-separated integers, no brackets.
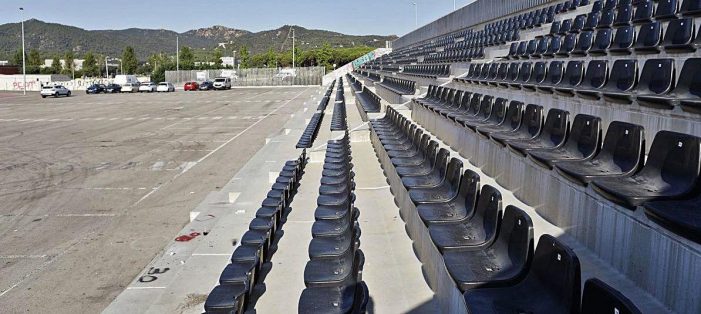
198,81,214,91
86,84,106,94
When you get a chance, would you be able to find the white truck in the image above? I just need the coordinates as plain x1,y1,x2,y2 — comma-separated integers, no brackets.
113,75,140,86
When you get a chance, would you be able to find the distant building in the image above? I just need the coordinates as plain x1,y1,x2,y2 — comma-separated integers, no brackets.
0,61,9,66
42,59,85,71
221,57,235,67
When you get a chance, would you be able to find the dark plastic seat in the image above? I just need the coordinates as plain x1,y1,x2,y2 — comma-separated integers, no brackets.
490,104,544,145
510,62,532,88
581,278,642,314
591,131,701,208
675,58,701,112
598,9,615,28
655,0,679,19
680,0,701,15
400,148,451,189
576,60,609,99
428,185,503,252
601,59,637,103
417,170,480,224
543,36,562,57
556,33,577,56
632,0,653,24
555,61,584,96
571,15,586,33
534,37,548,57
614,4,633,25
501,63,520,88
635,58,675,108
523,62,547,90
476,101,524,136
558,19,573,35
205,284,247,314
506,108,570,155
609,25,635,53
537,61,564,93
634,21,662,53
464,234,582,314
528,114,602,169
555,121,644,186
584,12,600,30
468,98,509,130
663,17,697,51
443,206,534,292
644,193,701,243
408,158,463,204
572,30,594,56
590,28,613,54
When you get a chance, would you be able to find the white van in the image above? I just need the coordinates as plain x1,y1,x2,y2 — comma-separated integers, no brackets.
114,75,140,86
213,77,232,90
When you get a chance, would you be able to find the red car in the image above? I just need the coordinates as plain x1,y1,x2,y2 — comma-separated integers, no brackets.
184,82,199,91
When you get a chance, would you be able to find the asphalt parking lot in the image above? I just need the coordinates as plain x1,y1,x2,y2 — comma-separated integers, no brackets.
0,87,315,313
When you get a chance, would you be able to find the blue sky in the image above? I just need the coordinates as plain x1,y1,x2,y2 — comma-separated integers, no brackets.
1,0,477,36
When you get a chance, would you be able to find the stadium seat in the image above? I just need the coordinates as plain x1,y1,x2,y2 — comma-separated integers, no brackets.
680,0,701,15
572,30,594,55
528,114,602,169
614,4,633,25
598,9,615,28
635,58,675,108
581,278,642,314
632,0,654,23
443,206,534,292
591,131,701,208
584,12,600,30
428,185,503,252
590,28,613,54
576,60,609,99
490,104,544,145
544,35,562,57
610,25,636,53
655,0,680,19
464,234,582,314
556,33,577,56
417,170,480,224
675,58,701,112
408,158,463,204
663,17,697,51
400,148,451,189
554,61,584,96
601,59,638,103
523,62,547,90
537,61,564,93
467,98,509,130
634,21,663,52
476,101,525,136
505,108,570,155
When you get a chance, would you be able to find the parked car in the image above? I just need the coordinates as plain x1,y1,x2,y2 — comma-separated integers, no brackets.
121,82,140,93
105,84,122,93
157,82,175,92
198,81,214,91
40,85,71,98
184,81,199,91
213,77,232,90
86,84,106,94
138,82,157,93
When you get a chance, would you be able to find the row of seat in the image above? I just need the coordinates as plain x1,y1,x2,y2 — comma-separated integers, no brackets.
318,80,335,112
401,64,451,78
347,74,362,93
331,80,348,132
378,76,416,95
298,135,369,313
205,152,308,313
354,85,382,114
415,85,701,242
509,18,701,60
370,107,642,314
457,58,701,112
297,112,324,149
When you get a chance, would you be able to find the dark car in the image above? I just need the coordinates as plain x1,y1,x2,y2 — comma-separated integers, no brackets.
105,84,122,93
86,84,106,94
198,81,214,91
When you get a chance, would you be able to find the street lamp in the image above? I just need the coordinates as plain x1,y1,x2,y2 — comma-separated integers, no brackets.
19,7,26,95
233,50,236,70
410,2,418,28
176,36,179,71
105,56,109,78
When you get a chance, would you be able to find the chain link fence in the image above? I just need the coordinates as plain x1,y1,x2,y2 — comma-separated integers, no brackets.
165,66,325,87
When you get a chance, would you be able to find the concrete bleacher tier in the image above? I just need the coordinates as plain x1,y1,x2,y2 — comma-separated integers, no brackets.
104,0,699,313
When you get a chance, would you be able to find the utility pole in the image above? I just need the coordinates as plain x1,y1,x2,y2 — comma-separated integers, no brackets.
19,7,26,95
292,28,295,69
176,36,179,71
411,2,418,28
105,56,109,78
454,0,456,10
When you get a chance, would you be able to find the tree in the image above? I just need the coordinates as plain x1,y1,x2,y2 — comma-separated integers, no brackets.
121,46,138,74
50,56,62,74
317,43,333,70
63,51,75,76
213,49,223,69
178,46,194,70
83,51,99,77
12,49,23,66
239,46,250,69
28,49,41,67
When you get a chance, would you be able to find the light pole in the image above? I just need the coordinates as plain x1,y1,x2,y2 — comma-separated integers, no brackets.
233,50,236,70
292,28,296,69
19,7,26,95
410,2,418,28
176,36,179,71
105,56,109,78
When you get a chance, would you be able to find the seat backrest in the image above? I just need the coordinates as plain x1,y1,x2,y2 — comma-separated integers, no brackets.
599,9,615,27
497,63,509,80
584,60,608,89
547,36,562,54
612,25,636,49
547,61,565,85
532,62,548,83
536,37,549,54
596,121,645,174
522,104,545,138
635,21,662,48
576,31,594,51
561,33,577,52
504,101,525,130
581,278,642,314
606,59,637,92
493,205,534,278
473,185,503,245
680,0,701,15
488,98,509,124
573,14,586,32
585,12,600,29
550,20,562,34
476,95,495,120
563,61,585,87
458,170,481,218
642,131,701,190
529,234,582,314
656,0,679,19
663,17,695,46
638,58,675,95
633,0,653,22
507,63,520,81
674,58,701,97
432,147,451,172
593,28,613,50
614,4,633,24
468,94,482,115
567,114,602,157
445,158,464,190
519,62,533,82
541,109,570,146
560,19,573,34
